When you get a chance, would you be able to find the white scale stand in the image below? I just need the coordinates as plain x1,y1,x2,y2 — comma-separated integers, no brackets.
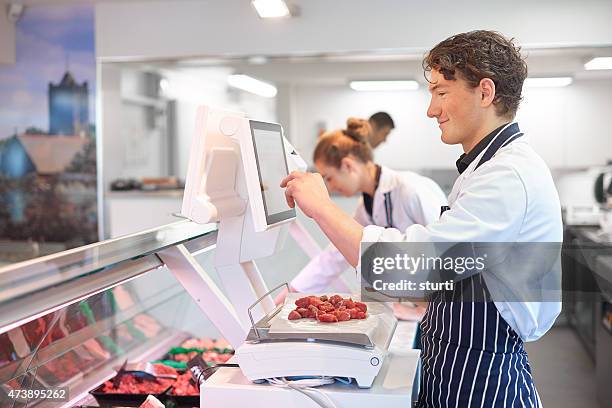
157,106,418,407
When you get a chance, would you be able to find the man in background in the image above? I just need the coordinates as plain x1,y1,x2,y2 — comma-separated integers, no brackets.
368,111,395,148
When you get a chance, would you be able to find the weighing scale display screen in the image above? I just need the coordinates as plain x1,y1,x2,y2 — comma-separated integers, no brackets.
249,120,296,225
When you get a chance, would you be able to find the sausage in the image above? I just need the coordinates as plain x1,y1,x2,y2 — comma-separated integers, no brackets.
288,310,302,320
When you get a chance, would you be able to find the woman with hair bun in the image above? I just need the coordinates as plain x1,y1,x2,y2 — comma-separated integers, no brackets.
280,117,447,314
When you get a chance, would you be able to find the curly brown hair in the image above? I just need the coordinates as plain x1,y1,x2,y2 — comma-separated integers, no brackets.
423,30,528,118
313,117,373,168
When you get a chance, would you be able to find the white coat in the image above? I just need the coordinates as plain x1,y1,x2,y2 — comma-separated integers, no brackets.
361,123,563,341
291,166,447,293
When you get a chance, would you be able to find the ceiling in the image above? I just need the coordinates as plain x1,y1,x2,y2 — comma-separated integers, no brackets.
11,0,609,85
121,45,612,87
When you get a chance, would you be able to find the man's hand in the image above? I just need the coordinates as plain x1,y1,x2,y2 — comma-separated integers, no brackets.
281,171,364,267
280,171,334,219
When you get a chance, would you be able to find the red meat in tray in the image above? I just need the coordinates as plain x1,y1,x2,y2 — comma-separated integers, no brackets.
294,296,312,308
317,313,338,323
289,295,367,323
288,310,301,320
170,372,199,396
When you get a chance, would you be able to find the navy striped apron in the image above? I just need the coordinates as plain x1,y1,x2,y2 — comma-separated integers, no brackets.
416,125,539,407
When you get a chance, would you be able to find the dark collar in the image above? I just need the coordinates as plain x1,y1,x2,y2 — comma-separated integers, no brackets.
455,123,511,174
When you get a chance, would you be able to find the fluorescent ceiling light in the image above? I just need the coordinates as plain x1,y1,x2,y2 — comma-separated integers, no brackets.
584,57,612,70
252,0,290,18
227,74,277,98
349,80,419,91
523,77,573,88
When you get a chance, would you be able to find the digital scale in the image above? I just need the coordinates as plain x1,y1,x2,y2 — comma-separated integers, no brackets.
236,292,397,388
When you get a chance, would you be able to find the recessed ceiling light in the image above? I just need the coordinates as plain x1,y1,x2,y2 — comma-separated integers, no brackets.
584,57,612,70
349,80,419,91
227,74,277,98
251,0,290,18
523,77,573,88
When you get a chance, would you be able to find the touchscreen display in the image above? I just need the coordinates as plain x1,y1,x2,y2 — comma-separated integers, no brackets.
249,120,296,225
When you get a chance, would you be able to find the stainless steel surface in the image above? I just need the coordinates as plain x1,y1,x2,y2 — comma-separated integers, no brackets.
563,226,612,362
578,229,612,245
596,298,612,408
595,256,612,302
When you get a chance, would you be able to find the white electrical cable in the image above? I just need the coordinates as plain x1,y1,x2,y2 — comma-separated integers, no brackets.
265,377,339,408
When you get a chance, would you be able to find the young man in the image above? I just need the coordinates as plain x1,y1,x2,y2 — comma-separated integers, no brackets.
368,111,395,148
281,30,562,407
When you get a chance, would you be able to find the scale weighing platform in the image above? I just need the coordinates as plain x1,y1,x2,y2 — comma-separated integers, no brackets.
203,319,421,408
236,292,398,388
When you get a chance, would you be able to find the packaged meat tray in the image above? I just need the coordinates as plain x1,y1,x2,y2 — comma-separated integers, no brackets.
90,385,167,407
161,337,234,368
90,364,199,407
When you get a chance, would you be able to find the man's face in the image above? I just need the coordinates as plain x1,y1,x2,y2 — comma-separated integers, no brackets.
368,123,392,148
426,69,483,147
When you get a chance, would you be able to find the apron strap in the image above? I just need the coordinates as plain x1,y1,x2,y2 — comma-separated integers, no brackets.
440,127,523,218
383,192,394,228
501,132,524,148
475,130,523,171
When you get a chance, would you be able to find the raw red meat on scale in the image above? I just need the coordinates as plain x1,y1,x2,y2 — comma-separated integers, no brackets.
288,295,368,323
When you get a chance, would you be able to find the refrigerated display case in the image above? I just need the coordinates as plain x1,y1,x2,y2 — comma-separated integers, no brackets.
0,220,221,407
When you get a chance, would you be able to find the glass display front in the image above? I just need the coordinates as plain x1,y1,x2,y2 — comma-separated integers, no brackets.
0,221,225,407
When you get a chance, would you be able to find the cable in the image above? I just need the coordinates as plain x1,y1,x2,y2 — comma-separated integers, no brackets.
334,377,352,385
265,377,338,408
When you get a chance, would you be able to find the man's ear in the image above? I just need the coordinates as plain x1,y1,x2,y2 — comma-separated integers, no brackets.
479,78,496,108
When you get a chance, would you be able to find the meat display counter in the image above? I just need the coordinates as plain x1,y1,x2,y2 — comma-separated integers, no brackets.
0,220,221,407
